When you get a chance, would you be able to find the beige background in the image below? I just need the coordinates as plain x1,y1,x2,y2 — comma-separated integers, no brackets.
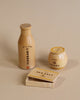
0,0,80,100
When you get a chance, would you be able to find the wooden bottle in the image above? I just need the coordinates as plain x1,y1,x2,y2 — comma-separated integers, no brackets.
18,23,36,69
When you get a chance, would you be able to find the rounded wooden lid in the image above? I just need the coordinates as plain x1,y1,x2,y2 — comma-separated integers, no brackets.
20,23,32,30
51,47,65,54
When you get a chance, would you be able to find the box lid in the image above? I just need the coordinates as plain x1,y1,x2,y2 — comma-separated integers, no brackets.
28,67,60,83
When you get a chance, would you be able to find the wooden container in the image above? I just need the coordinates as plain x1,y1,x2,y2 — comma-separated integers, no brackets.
48,47,68,69
18,23,36,69
25,67,60,88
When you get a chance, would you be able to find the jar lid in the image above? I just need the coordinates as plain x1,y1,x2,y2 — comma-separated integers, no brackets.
51,47,65,54
20,23,32,30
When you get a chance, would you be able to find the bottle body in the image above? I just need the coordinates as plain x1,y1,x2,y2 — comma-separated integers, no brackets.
18,24,36,69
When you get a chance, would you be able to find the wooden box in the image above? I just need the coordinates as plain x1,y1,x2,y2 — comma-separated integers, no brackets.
25,67,60,88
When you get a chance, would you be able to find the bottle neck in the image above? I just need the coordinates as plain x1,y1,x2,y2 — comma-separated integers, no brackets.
21,29,32,35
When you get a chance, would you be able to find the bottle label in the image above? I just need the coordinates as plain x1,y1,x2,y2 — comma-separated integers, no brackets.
22,45,35,69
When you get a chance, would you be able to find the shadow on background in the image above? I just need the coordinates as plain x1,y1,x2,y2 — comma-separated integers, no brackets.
0,34,18,68
3,42,18,66
37,51,49,68
64,59,79,71
18,73,28,85
54,76,65,88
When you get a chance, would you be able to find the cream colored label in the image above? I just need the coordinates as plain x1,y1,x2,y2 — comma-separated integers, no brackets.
23,46,35,67
23,46,32,65
19,45,35,69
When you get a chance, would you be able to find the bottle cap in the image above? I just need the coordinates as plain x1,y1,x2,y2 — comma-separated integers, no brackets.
20,23,32,30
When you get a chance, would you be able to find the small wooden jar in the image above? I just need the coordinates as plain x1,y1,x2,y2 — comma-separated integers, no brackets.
48,47,68,69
